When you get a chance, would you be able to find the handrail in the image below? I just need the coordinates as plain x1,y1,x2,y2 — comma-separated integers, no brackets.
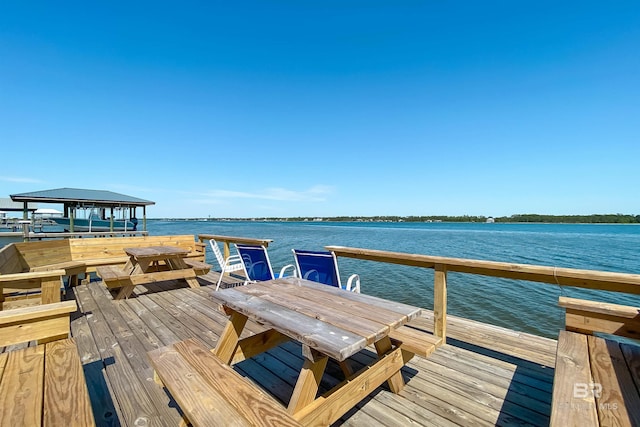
326,245,640,345
198,234,274,260
326,246,640,295
26,231,148,240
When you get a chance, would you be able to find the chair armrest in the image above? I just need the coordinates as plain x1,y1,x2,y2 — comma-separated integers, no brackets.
0,269,66,284
346,274,360,293
278,264,297,278
226,254,243,262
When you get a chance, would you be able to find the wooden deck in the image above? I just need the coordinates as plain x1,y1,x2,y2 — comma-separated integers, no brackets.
66,272,556,427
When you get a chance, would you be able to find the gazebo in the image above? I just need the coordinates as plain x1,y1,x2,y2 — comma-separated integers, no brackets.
10,188,155,232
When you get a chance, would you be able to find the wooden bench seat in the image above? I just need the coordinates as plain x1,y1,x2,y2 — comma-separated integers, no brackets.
95,265,130,288
30,260,86,272
0,301,95,426
389,324,443,358
550,297,640,426
148,338,302,427
81,256,129,268
183,259,212,275
30,261,87,287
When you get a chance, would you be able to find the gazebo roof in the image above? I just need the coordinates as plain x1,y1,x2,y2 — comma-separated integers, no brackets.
10,188,155,207
0,198,38,211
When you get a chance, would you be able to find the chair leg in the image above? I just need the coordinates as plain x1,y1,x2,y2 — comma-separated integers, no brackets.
215,267,225,291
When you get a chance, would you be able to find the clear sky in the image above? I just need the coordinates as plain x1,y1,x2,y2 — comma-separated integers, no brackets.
1,2,639,218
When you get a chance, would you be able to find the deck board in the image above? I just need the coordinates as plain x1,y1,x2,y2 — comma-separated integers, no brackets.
59,272,558,427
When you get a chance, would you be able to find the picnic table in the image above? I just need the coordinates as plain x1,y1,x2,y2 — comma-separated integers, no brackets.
97,245,210,299
213,277,423,425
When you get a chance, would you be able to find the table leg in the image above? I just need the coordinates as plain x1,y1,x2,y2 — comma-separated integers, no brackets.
183,276,200,288
168,256,200,288
213,310,248,364
374,336,405,393
115,259,147,300
122,256,136,274
166,257,182,270
338,360,354,378
137,259,152,273
115,285,136,300
288,346,328,415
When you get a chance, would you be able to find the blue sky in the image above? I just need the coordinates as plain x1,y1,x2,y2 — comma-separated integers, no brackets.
1,2,639,218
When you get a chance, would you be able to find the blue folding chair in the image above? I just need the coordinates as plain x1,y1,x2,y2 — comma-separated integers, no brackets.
291,249,361,293
234,244,296,284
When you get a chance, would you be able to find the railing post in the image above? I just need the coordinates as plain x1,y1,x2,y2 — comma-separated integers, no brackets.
223,241,231,260
434,264,447,343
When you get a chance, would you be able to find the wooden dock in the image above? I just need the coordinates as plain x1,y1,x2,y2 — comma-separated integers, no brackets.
60,272,556,427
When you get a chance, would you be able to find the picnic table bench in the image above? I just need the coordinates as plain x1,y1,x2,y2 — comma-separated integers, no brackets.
550,297,640,426
148,338,302,427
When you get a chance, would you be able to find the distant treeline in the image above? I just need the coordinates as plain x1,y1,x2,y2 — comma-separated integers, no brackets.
191,214,640,224
326,214,640,223
494,214,640,224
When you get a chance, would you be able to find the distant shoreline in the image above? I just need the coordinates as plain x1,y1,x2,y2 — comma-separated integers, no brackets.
150,214,640,224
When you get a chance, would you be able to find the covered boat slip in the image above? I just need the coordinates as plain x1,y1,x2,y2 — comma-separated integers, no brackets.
64,273,555,427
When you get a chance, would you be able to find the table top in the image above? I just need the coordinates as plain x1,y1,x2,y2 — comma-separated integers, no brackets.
124,245,190,258
215,277,422,361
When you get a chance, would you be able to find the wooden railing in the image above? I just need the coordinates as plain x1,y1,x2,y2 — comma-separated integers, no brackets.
326,245,640,344
25,230,148,241
198,234,274,260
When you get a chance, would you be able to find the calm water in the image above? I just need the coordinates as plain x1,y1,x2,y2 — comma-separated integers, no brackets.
3,221,639,339
149,221,640,339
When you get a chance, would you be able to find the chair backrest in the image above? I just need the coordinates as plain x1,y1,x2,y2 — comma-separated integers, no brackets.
235,244,275,282
209,239,225,268
292,249,341,288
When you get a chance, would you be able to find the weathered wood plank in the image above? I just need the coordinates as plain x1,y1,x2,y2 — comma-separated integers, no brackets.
550,330,597,427
237,284,392,344
85,283,182,425
75,284,172,426
257,281,418,328
0,345,45,427
265,278,423,320
145,291,220,347
417,310,557,368
588,335,640,426
427,344,553,403
43,338,95,426
216,287,367,361
69,304,120,427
